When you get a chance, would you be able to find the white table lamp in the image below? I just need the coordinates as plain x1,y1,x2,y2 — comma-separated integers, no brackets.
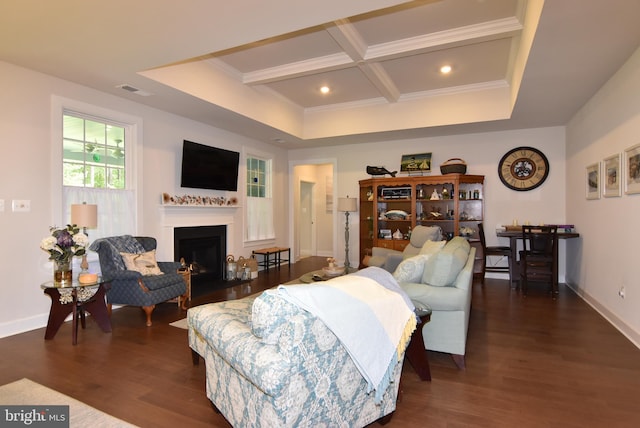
71,202,98,272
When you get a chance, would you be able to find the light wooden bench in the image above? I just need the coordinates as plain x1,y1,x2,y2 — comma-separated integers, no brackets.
252,247,290,272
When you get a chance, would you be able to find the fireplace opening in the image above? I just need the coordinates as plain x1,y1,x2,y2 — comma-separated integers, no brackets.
174,225,226,290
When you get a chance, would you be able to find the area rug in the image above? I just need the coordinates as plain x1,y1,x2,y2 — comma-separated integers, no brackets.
0,378,137,427
169,318,189,330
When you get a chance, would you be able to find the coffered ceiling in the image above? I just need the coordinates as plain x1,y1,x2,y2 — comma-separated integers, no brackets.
1,0,640,148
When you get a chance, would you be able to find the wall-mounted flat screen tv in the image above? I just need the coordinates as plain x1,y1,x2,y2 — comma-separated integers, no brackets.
180,140,240,191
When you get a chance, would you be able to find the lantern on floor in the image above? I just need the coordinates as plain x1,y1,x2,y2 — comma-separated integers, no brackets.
226,255,237,281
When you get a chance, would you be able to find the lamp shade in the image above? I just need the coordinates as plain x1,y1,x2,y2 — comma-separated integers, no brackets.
337,197,357,212
71,203,98,228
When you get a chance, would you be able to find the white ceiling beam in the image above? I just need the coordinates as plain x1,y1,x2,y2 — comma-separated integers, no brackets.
366,17,523,60
326,19,399,102
324,19,368,61
242,52,354,85
358,62,400,103
242,16,522,87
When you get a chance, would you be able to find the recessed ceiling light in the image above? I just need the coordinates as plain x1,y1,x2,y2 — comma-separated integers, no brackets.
320,86,330,94
440,65,452,74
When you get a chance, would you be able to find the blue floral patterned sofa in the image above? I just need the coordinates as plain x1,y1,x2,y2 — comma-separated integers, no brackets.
188,269,414,427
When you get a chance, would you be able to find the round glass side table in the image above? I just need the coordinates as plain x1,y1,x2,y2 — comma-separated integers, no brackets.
41,277,112,345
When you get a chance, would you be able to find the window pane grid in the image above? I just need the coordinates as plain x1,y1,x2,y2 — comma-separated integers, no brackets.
245,155,274,241
247,157,268,198
63,113,126,189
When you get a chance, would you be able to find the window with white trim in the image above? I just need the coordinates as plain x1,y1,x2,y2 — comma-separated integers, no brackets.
62,111,136,239
63,114,126,189
246,155,274,241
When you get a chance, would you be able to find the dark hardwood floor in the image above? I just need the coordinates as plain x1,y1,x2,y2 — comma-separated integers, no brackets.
2,257,640,427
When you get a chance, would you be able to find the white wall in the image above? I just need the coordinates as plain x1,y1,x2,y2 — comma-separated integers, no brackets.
566,46,640,346
0,61,289,338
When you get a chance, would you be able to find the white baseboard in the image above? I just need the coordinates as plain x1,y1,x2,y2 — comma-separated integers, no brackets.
566,282,640,349
0,305,124,339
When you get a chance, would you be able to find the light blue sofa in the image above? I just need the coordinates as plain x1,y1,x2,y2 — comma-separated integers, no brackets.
188,279,408,427
394,236,476,369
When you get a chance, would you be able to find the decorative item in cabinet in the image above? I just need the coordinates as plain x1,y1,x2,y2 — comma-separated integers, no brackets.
380,186,411,200
381,209,410,220
379,229,392,240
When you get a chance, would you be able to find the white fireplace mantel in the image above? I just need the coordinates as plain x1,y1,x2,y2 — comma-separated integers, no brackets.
158,206,237,260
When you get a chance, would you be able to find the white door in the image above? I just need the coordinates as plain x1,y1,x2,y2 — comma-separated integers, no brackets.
299,181,316,257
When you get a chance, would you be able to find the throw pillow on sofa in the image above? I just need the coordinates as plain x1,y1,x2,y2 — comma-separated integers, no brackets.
393,240,445,283
419,239,446,255
422,237,470,287
393,255,427,283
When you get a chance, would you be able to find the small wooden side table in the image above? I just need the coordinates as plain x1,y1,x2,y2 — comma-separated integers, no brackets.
405,306,432,381
41,278,112,345
177,268,191,310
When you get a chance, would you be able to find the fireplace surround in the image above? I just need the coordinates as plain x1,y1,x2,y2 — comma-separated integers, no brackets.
174,225,226,288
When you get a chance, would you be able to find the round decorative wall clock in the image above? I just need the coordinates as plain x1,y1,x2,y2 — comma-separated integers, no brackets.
498,146,550,191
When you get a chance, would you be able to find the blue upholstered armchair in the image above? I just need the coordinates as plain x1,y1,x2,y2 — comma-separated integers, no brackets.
89,235,186,326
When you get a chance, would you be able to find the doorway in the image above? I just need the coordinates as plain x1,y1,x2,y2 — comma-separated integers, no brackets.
290,161,337,263
299,181,315,258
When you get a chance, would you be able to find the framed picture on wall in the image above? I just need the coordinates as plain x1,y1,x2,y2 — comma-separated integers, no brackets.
326,176,333,212
624,143,640,195
603,153,621,197
586,162,600,200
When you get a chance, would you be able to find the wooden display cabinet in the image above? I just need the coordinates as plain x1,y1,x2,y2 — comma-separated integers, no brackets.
358,174,484,265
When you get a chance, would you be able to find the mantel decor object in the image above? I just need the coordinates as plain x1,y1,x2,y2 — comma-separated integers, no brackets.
162,192,238,206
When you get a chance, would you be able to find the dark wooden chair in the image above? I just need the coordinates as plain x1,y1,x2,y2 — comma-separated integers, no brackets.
478,223,512,285
519,225,558,297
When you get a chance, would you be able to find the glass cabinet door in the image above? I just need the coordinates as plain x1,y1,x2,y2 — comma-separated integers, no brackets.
415,181,455,238
458,181,483,240
377,184,412,244
359,184,375,256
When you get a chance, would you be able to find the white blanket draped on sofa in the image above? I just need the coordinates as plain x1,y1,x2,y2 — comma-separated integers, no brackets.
277,267,416,402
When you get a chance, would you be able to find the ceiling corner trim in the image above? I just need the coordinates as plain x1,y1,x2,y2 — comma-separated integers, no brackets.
507,0,545,108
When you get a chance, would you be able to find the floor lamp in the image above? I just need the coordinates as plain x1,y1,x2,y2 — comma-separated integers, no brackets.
71,202,98,272
338,196,358,271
